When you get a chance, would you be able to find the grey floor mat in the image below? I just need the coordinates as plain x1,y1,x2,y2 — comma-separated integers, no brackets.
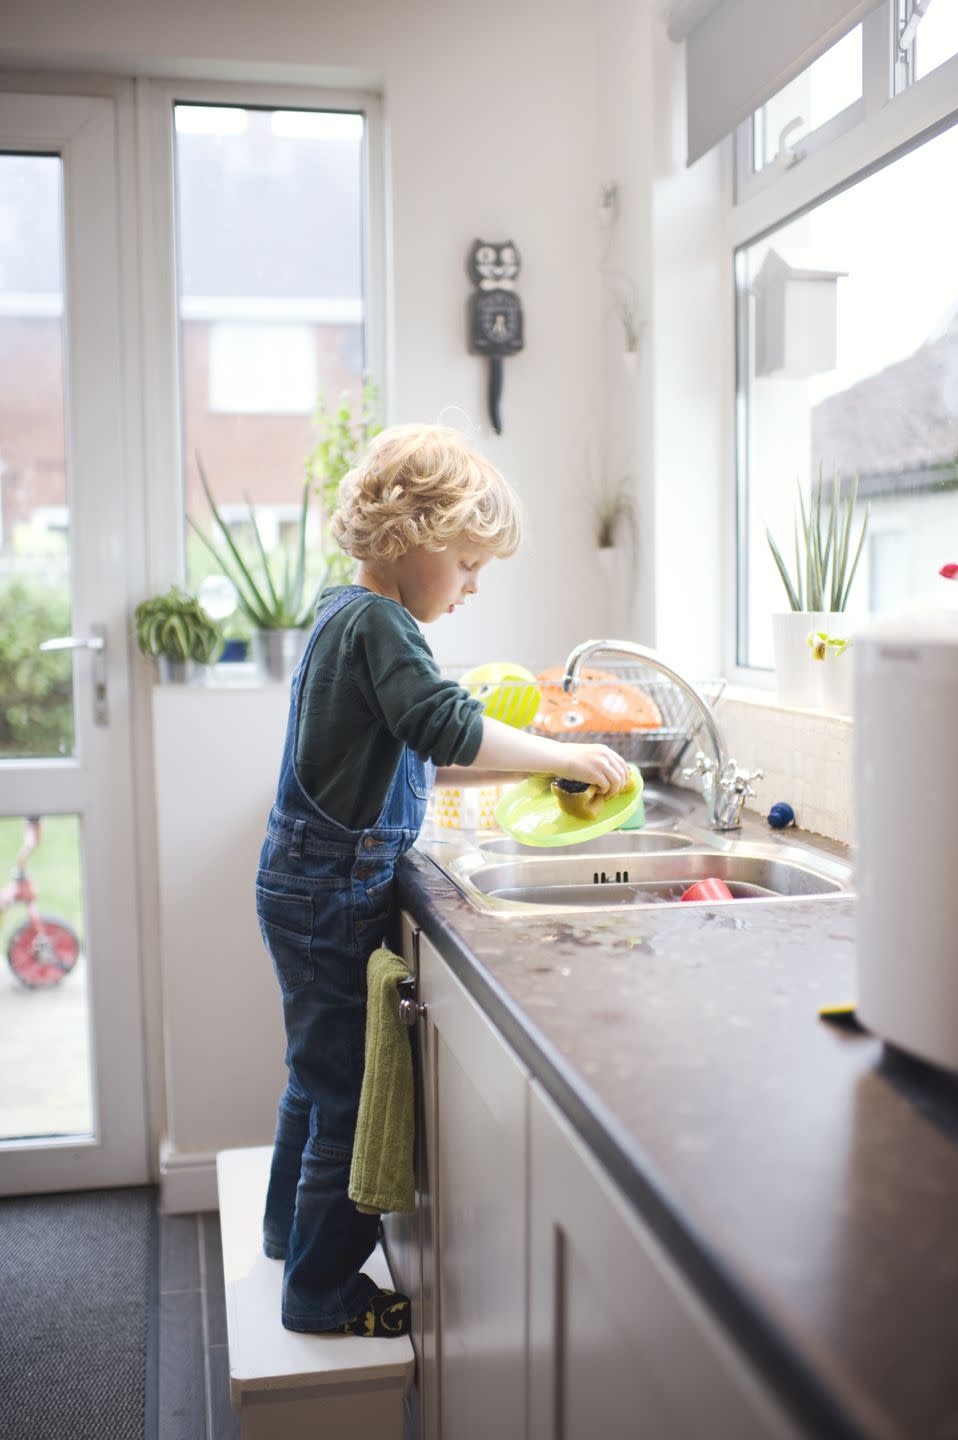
0,1186,157,1440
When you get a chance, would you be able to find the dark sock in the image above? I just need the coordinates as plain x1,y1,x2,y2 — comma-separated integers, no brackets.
341,1287,411,1337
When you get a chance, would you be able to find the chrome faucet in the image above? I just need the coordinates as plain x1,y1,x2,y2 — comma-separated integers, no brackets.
561,638,763,831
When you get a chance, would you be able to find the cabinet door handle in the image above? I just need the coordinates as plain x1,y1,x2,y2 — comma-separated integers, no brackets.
399,996,426,1026
398,975,426,1027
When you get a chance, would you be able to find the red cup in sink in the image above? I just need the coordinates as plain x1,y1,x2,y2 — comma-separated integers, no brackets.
680,877,733,903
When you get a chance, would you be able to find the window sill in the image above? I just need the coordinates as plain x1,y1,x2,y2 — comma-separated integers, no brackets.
718,682,853,725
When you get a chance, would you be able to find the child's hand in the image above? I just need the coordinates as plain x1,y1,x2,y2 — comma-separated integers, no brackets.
552,744,631,796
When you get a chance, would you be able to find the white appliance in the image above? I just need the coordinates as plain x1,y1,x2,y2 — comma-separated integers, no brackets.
855,611,958,1072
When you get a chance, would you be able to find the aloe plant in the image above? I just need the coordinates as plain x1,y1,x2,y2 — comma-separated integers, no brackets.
188,455,319,630
135,587,223,664
766,468,869,612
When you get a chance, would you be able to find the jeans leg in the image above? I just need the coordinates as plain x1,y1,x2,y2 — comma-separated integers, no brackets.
278,968,381,1331
281,1121,381,1331
263,1078,310,1259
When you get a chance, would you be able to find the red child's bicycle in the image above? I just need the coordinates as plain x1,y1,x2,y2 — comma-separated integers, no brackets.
1,817,81,989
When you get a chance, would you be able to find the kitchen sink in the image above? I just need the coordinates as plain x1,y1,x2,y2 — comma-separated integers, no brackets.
467,849,846,909
416,793,852,917
479,830,695,858
638,784,696,823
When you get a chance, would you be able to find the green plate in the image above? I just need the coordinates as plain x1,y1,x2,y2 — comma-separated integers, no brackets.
495,765,644,847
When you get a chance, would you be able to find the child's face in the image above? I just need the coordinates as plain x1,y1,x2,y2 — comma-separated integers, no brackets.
393,540,494,624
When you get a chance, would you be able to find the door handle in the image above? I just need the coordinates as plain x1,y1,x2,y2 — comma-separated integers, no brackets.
40,633,106,653
39,625,108,726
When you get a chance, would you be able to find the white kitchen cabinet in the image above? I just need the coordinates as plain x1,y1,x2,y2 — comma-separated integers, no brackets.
385,918,528,1440
387,917,804,1440
382,913,427,1437
528,1081,800,1439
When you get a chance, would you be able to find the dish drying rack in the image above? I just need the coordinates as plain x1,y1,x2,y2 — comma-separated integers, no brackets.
447,662,725,783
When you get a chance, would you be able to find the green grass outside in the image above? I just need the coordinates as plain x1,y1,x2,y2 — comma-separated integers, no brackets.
0,815,85,959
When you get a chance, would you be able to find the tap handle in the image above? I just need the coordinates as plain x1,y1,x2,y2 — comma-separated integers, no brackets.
723,764,764,797
745,768,765,799
682,749,713,780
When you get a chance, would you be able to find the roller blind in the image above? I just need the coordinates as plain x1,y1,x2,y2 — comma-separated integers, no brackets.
676,0,881,165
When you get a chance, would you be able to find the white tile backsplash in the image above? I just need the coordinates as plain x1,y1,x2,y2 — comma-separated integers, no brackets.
678,687,853,844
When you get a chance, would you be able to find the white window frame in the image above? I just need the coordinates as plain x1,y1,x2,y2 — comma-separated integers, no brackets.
734,8,886,207
136,77,386,590
723,0,958,685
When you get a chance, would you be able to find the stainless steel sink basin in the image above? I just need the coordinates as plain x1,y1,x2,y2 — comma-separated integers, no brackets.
468,849,846,909
416,795,852,916
640,784,696,823
478,830,694,858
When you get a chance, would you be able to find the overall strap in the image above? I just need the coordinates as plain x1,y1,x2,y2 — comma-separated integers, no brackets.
290,585,369,711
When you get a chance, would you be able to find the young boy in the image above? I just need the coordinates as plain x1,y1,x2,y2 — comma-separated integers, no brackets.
256,423,630,1337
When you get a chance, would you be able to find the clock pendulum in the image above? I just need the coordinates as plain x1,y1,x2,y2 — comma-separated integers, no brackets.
466,238,524,435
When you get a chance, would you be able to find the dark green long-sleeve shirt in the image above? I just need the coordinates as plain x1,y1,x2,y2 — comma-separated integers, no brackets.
295,586,484,829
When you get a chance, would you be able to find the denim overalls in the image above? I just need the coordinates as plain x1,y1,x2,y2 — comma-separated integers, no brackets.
255,585,435,1331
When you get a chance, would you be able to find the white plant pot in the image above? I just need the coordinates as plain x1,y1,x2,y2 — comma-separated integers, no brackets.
772,611,829,708
819,648,854,715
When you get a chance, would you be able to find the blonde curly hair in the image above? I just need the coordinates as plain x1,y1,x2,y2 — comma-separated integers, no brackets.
330,423,521,563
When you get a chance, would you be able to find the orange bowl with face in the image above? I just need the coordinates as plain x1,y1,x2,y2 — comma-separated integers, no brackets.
535,666,663,733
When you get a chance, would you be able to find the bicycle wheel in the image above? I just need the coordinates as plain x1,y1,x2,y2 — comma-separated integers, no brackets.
7,915,81,989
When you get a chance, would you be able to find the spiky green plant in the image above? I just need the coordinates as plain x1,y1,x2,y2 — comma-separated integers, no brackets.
135,587,223,664
766,468,869,612
187,456,319,630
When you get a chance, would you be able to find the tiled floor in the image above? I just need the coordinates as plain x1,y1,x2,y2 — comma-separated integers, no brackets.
158,1210,239,1440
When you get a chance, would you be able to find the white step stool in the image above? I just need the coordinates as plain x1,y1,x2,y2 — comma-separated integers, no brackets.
216,1145,415,1440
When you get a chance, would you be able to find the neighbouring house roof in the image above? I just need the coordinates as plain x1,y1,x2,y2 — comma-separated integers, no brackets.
811,307,958,498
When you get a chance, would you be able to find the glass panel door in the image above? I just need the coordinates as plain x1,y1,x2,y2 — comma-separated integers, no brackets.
0,152,93,1142
0,92,148,1192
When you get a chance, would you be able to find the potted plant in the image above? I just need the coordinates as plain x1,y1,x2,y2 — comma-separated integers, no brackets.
596,472,637,554
188,456,320,683
306,378,381,586
594,470,638,604
134,586,223,684
766,470,868,708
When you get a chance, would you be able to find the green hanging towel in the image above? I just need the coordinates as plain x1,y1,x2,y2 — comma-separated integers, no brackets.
348,946,416,1216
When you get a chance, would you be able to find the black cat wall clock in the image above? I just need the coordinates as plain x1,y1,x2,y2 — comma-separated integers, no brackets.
467,239,524,434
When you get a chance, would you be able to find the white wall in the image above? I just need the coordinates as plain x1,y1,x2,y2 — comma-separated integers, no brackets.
151,686,290,1208
594,0,728,677
595,0,657,645
649,24,726,678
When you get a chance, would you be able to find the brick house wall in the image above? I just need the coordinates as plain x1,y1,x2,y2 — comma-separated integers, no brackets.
0,316,362,550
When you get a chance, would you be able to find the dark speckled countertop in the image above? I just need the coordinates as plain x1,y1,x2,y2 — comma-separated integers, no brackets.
396,801,958,1440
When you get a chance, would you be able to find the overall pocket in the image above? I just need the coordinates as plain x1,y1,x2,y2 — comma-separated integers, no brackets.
255,878,315,992
405,748,435,802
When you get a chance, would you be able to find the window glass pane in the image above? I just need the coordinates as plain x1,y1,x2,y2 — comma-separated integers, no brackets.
914,0,958,79
0,814,92,1140
174,104,366,607
0,154,75,758
752,26,862,172
737,120,958,668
